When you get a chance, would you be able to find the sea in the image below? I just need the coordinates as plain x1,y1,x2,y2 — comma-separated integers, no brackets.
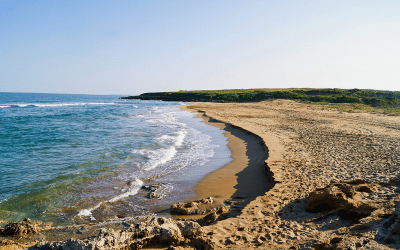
0,92,232,226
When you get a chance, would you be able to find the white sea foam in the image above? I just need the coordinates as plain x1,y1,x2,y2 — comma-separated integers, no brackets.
0,105,10,108
157,130,187,146
130,105,217,173
0,197,8,204
11,102,115,108
175,130,187,146
146,116,177,124
35,102,115,107
77,202,103,220
145,112,187,128
133,146,178,171
77,178,143,219
108,178,143,202
77,209,93,217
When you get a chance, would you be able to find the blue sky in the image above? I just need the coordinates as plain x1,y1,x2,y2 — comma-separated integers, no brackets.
1,0,399,94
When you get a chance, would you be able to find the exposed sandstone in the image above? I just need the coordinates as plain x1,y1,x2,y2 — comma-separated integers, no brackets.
0,239,16,246
306,185,356,212
195,206,231,226
141,183,168,199
306,180,378,221
29,216,213,250
170,197,219,215
0,218,50,239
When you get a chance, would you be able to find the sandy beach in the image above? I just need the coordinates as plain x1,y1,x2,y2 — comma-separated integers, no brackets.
1,99,400,249
180,100,400,249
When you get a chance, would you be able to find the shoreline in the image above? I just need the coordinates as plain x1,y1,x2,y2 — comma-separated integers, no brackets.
175,106,274,220
0,103,275,249
192,112,273,203
2,99,400,249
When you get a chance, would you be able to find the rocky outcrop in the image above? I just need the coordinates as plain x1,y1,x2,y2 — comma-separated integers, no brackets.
0,239,16,246
0,218,50,239
29,216,214,250
170,197,220,215
195,206,231,226
141,183,168,199
306,180,377,221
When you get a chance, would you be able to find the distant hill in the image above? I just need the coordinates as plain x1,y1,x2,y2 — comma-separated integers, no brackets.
121,88,400,110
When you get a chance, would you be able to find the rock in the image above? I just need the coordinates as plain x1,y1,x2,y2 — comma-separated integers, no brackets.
177,220,203,239
0,218,44,238
306,182,377,221
142,183,167,199
217,205,230,214
0,239,16,246
306,185,356,212
330,237,343,244
170,197,217,215
331,182,358,198
196,212,219,226
196,206,231,226
33,228,131,250
149,191,161,199
311,242,332,250
30,216,211,250
339,203,376,221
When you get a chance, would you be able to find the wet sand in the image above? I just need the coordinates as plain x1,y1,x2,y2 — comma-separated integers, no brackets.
174,108,273,220
192,113,271,203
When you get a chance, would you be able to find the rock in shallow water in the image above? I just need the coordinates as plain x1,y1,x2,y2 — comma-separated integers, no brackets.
141,183,168,199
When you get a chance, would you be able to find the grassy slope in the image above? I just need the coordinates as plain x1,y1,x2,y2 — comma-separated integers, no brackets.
123,88,400,115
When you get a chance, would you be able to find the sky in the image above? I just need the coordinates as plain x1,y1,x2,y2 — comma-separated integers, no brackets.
1,0,399,95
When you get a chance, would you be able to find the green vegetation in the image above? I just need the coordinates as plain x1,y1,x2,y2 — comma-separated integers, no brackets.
122,88,400,115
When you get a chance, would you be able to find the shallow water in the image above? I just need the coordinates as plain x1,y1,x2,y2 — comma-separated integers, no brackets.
0,92,232,225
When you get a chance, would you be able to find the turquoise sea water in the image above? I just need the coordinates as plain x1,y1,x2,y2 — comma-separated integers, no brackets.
0,92,231,225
